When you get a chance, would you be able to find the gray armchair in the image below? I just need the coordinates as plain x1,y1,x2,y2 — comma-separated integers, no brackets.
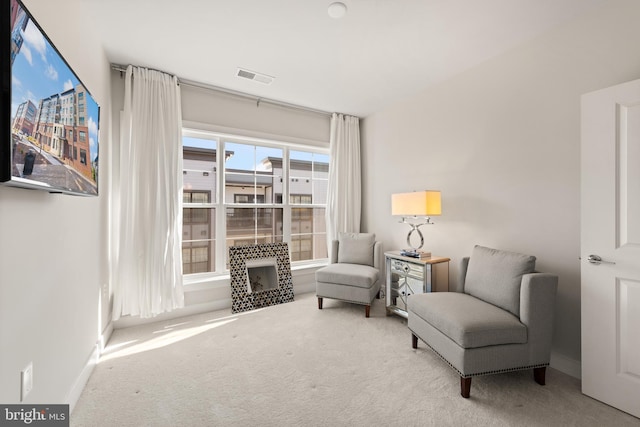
407,245,558,398
316,233,382,318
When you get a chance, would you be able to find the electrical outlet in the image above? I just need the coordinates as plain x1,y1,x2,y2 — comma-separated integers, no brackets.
21,362,33,402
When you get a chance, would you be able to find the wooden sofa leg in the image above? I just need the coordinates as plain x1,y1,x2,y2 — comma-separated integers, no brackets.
317,297,323,310
412,333,418,349
534,367,546,386
461,377,472,398
365,305,371,318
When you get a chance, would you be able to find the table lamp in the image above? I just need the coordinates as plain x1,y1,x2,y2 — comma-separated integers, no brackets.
391,190,441,258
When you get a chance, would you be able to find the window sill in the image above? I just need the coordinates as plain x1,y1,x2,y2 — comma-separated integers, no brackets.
183,260,328,292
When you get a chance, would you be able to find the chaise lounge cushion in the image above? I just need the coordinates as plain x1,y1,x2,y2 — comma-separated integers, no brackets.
463,245,535,316
316,263,379,289
408,292,527,349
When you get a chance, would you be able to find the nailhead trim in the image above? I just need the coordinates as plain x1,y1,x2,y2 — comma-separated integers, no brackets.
410,330,549,378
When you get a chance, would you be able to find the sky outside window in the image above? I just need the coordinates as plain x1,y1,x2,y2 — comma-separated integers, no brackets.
183,137,328,171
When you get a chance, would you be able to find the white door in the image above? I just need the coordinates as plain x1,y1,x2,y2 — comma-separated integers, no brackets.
581,78,640,418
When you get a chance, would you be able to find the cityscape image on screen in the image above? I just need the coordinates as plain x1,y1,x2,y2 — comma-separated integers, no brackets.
8,0,100,195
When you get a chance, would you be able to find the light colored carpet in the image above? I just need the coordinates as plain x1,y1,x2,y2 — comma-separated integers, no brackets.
71,293,639,426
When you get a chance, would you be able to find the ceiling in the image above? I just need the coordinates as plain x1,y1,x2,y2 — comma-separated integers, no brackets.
84,0,607,117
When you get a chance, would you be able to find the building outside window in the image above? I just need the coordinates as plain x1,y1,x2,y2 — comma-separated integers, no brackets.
182,131,329,276
183,143,217,275
224,141,283,264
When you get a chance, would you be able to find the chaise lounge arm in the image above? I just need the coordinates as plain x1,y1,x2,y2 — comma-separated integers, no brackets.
520,273,558,368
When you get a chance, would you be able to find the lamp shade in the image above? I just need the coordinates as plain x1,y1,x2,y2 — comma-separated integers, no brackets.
392,191,441,216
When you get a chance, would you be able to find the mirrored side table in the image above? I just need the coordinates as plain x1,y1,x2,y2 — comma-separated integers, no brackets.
385,251,450,319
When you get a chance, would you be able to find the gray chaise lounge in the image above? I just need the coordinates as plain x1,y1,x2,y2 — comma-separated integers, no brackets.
408,245,558,397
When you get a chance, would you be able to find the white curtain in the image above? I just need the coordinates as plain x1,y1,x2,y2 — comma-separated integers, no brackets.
112,65,184,320
326,113,361,248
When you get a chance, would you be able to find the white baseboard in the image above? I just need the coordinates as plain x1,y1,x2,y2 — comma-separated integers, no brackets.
67,343,100,413
113,268,319,329
113,284,317,330
113,299,233,329
294,283,316,295
99,322,114,352
550,351,581,379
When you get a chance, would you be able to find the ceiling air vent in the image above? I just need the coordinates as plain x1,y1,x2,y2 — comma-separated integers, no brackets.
236,68,274,85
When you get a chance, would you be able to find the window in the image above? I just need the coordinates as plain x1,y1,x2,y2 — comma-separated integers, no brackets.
182,131,329,276
79,131,87,142
224,141,283,262
183,193,214,274
289,151,329,262
183,138,217,275
290,194,312,204
234,194,265,203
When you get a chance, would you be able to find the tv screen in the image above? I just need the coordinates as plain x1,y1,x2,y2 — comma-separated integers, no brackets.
1,0,100,196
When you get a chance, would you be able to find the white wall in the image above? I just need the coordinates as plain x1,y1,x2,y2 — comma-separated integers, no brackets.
0,0,111,407
361,0,640,376
181,85,330,147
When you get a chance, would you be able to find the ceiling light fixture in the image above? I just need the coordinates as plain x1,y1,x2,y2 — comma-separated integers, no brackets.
328,2,347,19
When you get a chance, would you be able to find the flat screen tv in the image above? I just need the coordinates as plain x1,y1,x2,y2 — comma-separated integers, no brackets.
1,0,100,196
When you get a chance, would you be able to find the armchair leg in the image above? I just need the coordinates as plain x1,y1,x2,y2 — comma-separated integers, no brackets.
365,305,371,318
412,333,418,349
317,297,323,310
461,377,472,398
534,367,546,385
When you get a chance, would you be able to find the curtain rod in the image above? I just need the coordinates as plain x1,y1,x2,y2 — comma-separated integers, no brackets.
110,63,334,118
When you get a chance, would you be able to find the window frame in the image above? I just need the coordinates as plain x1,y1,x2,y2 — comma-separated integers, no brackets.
182,128,330,281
